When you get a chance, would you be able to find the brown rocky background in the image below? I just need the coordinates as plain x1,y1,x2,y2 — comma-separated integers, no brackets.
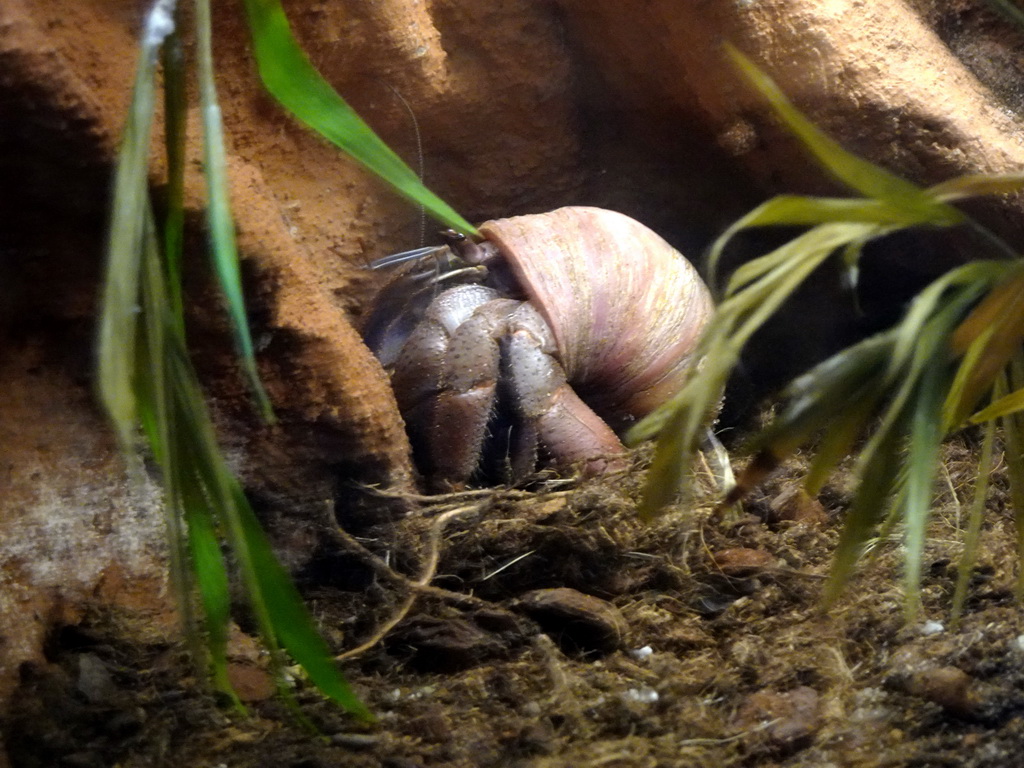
3,0,1024,765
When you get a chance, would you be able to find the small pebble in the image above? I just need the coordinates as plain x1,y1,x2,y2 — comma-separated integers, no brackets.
401,708,451,743
769,485,827,525
513,588,627,654
330,733,381,749
920,620,944,636
622,687,659,704
521,700,542,717
712,548,775,576
732,686,821,745
75,653,115,704
226,662,275,703
903,666,978,716
628,645,653,662
850,687,891,724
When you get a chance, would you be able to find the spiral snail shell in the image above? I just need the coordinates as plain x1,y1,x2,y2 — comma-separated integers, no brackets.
476,207,713,428
366,206,714,487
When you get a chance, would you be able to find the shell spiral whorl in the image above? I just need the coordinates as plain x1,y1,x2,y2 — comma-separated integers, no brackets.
478,206,713,425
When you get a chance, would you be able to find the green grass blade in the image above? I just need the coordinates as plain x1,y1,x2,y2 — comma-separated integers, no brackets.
137,206,172,467
725,44,965,227
180,470,239,707
97,4,174,448
133,194,236,702
745,334,893,497
727,224,863,345
721,221,877,297
901,361,948,621
141,206,369,716
930,173,1024,201
969,385,1024,423
639,43,1024,617
945,324,998,429
951,416,996,625
1003,354,1024,597
943,268,1024,428
99,0,371,717
634,223,865,515
161,22,187,324
884,282,983,435
239,0,476,236
135,201,205,664
760,335,891,444
195,0,273,421
639,55,1016,519
803,389,879,496
888,261,1001,384
636,357,733,518
164,348,372,720
824,416,905,604
637,239,829,514
731,196,933,226
707,195,932,292
835,280,978,607
230,483,374,721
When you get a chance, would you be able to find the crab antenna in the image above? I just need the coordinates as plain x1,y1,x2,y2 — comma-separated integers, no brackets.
369,244,449,270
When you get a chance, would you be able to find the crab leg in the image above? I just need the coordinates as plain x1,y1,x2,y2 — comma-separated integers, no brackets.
390,285,498,480
427,297,523,485
503,303,626,475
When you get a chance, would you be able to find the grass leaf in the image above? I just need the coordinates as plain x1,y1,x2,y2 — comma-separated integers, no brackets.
746,333,893,498
1003,354,1024,597
951,417,996,625
636,359,732,518
945,265,1024,427
824,417,905,604
930,173,1024,201
163,340,373,719
97,5,171,448
195,0,274,421
161,25,187,322
968,384,1024,423
239,0,477,235
99,0,374,718
708,195,937,292
720,222,878,297
636,44,1024,619
725,44,965,227
136,198,204,663
901,361,948,621
230,486,375,721
181,473,238,706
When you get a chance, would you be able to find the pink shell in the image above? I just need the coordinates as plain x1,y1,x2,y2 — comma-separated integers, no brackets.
479,207,713,424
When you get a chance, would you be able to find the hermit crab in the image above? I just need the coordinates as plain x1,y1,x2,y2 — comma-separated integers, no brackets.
363,206,714,489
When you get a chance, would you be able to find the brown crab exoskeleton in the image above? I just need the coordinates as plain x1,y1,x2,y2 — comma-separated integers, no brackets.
363,206,716,491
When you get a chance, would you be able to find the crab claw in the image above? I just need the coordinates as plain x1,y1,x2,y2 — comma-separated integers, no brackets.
391,285,626,488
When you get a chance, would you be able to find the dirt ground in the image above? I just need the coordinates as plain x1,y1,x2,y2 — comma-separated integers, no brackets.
7,440,1024,768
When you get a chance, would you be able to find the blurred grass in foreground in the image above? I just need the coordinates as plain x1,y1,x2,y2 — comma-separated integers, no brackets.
97,0,478,716
631,45,1024,622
